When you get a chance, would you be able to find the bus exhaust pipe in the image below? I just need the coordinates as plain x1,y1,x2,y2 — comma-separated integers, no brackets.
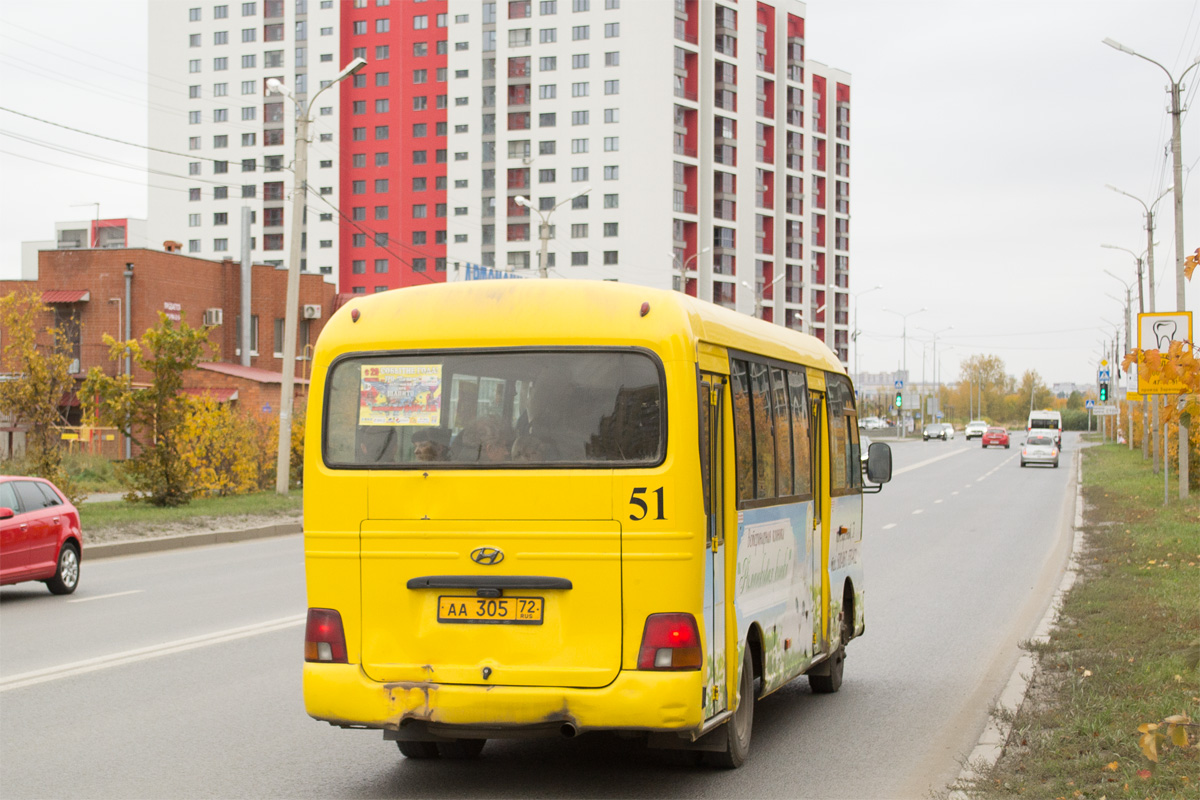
560,723,578,738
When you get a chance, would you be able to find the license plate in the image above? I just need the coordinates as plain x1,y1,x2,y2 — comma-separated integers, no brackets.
437,596,544,625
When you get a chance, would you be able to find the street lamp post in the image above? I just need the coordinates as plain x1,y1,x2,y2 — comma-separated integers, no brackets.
919,325,952,422
741,268,785,317
269,57,366,495
516,185,591,279
883,306,926,437
851,284,883,389
1104,38,1200,499
1104,268,1148,459
1103,187,1169,313
673,246,711,294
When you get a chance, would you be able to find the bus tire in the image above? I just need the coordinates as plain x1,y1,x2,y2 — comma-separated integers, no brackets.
396,740,440,759
809,613,850,694
438,739,486,759
711,647,755,769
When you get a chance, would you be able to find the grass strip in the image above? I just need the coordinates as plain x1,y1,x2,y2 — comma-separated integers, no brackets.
80,489,302,536
958,443,1199,798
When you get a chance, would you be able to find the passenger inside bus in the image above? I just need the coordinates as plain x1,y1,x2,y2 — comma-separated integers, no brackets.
453,416,515,463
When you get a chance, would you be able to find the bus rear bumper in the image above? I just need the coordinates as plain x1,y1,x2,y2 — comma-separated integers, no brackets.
304,663,704,738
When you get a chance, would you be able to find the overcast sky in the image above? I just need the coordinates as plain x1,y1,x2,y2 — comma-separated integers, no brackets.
0,0,1196,388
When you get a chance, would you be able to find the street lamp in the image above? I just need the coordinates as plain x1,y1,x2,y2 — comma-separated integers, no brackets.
515,185,591,279
805,303,827,335
673,246,710,293
851,284,883,388
883,307,925,437
1101,180,1168,309
1102,38,1198,313
740,268,785,317
269,56,366,495
918,325,952,416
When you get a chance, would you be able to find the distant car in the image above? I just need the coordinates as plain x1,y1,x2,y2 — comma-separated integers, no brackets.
0,476,82,594
981,426,1010,449
859,434,872,469
1020,433,1059,468
964,420,989,440
922,423,954,441
859,417,885,430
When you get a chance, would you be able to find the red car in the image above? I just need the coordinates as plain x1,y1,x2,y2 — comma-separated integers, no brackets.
0,476,82,594
981,427,1010,449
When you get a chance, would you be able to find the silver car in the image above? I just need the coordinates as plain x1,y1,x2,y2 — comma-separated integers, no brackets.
1020,433,1059,468
964,419,989,440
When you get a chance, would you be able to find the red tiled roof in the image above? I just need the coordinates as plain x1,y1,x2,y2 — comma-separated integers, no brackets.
183,387,239,403
42,290,90,304
197,362,309,385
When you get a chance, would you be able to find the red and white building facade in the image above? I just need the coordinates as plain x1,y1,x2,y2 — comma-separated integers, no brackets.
148,0,851,359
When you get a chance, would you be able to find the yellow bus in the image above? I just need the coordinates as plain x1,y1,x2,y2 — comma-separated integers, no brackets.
302,279,892,767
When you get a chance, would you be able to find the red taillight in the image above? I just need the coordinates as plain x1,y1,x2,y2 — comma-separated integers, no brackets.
305,608,348,663
637,613,702,670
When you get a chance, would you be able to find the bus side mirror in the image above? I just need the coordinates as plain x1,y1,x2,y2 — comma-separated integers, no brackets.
866,442,892,485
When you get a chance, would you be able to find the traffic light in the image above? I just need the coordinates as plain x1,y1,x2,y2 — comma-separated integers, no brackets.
894,391,903,409
1099,382,1109,402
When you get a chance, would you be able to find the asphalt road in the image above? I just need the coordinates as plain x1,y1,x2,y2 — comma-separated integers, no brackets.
0,433,1077,799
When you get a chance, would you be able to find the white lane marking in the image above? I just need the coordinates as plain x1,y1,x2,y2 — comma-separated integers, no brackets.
0,614,305,692
892,446,968,476
912,509,924,515
934,499,943,504
67,590,144,604
951,491,959,496
882,523,897,530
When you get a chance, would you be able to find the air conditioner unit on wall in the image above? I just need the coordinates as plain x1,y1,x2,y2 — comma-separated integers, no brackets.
302,304,322,320
203,308,223,326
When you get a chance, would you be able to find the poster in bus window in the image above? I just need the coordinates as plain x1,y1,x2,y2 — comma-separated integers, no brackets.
359,364,443,426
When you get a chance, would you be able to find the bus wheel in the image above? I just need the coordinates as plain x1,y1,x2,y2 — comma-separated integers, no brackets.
711,647,755,769
810,614,850,694
438,739,486,759
396,740,440,759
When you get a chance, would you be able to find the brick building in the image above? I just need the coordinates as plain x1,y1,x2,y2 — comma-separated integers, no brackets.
0,247,336,457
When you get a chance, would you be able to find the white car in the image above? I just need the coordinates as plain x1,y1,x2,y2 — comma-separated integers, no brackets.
1020,433,1059,468
964,419,989,440
859,416,885,430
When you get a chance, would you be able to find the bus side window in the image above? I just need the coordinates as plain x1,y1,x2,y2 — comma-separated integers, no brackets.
749,361,776,500
825,373,860,493
786,370,811,498
730,360,755,505
770,367,793,497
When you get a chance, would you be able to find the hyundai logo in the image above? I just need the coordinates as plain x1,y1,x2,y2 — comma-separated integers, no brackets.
470,547,504,566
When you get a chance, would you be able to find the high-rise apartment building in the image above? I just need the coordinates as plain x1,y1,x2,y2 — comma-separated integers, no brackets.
148,0,346,278
148,0,851,360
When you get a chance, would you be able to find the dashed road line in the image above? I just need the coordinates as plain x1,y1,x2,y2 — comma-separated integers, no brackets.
882,523,897,530
67,590,144,604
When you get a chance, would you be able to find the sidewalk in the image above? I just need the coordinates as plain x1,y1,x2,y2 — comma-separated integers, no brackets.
86,520,302,560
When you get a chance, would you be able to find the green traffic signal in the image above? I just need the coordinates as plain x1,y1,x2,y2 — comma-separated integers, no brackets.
1099,382,1108,402
894,391,903,409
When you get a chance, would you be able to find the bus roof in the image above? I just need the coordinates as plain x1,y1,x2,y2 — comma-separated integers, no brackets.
315,280,846,375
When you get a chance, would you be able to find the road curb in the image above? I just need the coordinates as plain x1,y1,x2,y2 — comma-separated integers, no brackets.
949,446,1087,798
85,522,303,561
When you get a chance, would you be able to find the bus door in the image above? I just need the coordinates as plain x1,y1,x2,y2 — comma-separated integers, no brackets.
807,379,828,657
699,372,728,718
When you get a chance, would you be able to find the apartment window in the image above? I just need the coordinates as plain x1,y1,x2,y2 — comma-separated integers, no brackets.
352,153,367,168
541,0,557,12
413,150,427,164
264,128,284,145
214,4,228,18
413,96,427,110
241,106,255,121
540,112,556,127
604,165,619,180
540,56,557,71
352,180,366,194
375,179,389,192
189,59,201,73
189,7,201,21
353,100,366,114
351,207,366,220
413,68,428,84
353,20,367,34
214,135,229,148
189,136,201,150
603,250,618,265
539,140,557,155
572,25,589,40
374,205,388,220
604,193,618,208
571,138,588,154
509,28,531,47
189,188,202,201
188,213,201,227
413,14,427,28
605,51,619,66
572,110,589,125
573,0,588,9
539,168,556,183
213,160,229,174
375,98,390,112
242,2,256,13
603,222,618,237
540,28,556,43
412,204,428,219
375,152,389,167
190,33,202,47
604,107,618,123
242,52,257,68
435,148,447,163
572,54,589,69
264,23,283,40
571,251,588,266
352,127,366,141
413,177,427,191
604,22,619,37
374,232,389,246
604,136,619,151
242,132,256,145
375,125,389,139
412,231,427,245
376,44,390,59
375,71,389,86
352,260,366,274
539,84,557,100
264,181,284,199
376,18,390,32
604,79,619,95
572,194,588,209
240,80,255,95
572,167,588,182
214,30,229,45
264,233,284,250
571,224,588,238
374,259,389,273
189,110,201,124
352,233,366,247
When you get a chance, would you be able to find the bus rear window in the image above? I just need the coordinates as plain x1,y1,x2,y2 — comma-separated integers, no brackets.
323,350,664,468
